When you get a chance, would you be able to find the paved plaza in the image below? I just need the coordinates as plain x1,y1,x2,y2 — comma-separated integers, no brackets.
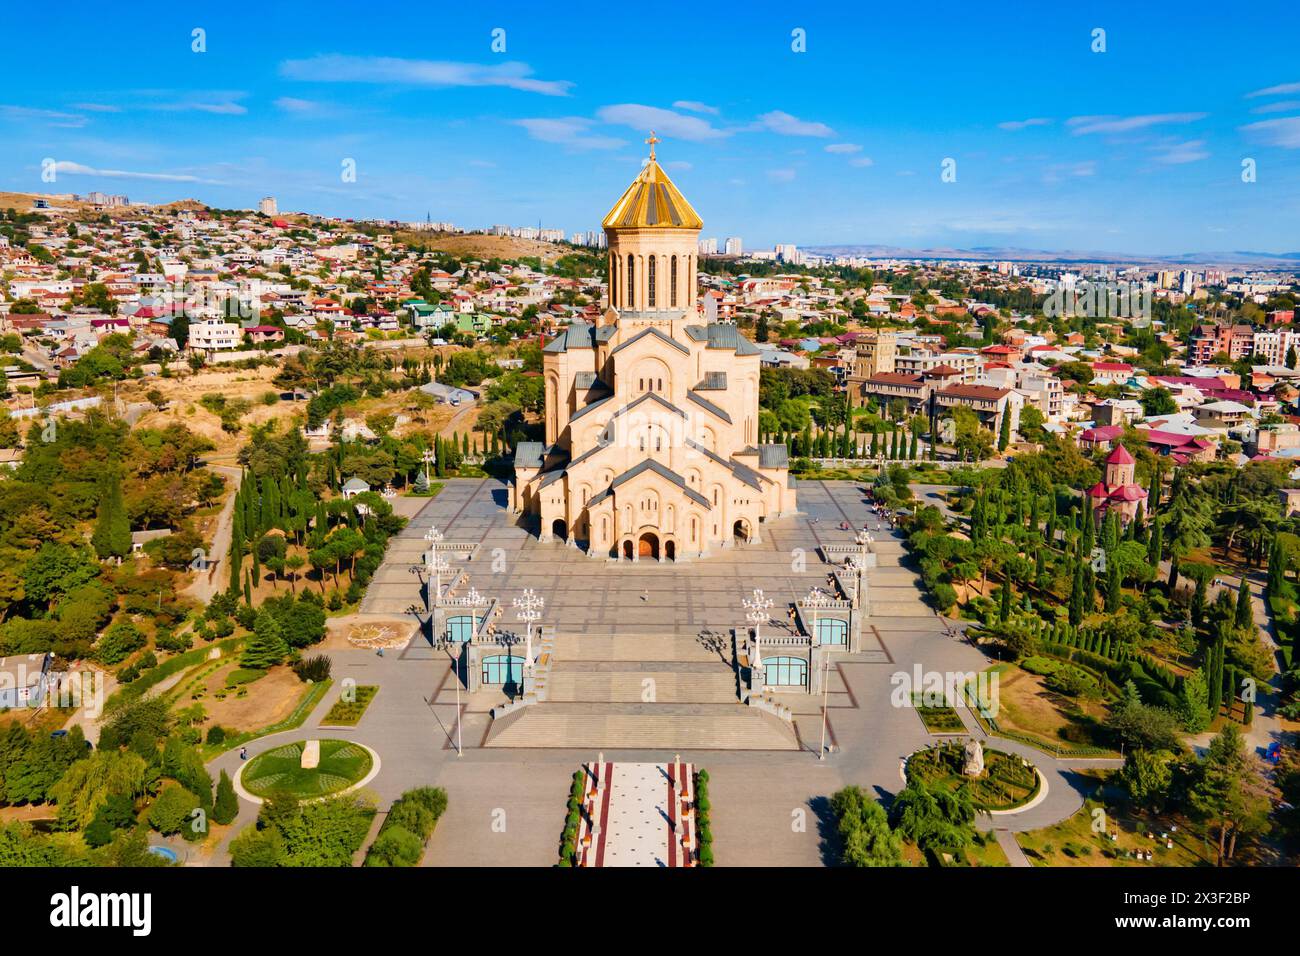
205,478,1119,867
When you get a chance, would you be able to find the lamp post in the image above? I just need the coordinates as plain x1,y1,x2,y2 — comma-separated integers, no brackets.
512,588,544,682
421,447,436,483
804,585,837,762
742,588,773,671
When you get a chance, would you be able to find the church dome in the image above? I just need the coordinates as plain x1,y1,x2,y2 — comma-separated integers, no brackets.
602,152,702,231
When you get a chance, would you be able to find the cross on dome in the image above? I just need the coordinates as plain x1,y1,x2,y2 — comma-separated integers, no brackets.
645,130,659,160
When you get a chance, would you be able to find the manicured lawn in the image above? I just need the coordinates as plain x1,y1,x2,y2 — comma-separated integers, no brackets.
911,694,965,734
321,685,378,726
242,739,373,800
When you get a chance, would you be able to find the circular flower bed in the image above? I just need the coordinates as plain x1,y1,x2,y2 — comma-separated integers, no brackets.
905,742,1040,811
241,740,374,800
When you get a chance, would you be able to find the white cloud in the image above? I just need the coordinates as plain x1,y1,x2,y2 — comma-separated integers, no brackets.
275,97,327,115
824,143,862,154
767,168,796,182
512,117,624,150
1246,81,1300,98
1151,140,1209,164
0,104,87,128
1239,116,1300,148
51,160,211,183
849,157,874,167
70,103,121,113
1042,160,1097,182
1066,113,1207,135
1251,100,1300,115
665,161,692,171
757,110,834,137
595,103,728,142
998,117,1051,131
280,55,573,96
672,100,719,115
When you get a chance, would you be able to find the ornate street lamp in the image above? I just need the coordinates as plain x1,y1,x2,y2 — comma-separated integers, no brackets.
512,588,544,679
742,588,773,670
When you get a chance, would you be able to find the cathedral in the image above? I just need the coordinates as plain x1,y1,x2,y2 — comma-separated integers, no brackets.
511,137,797,560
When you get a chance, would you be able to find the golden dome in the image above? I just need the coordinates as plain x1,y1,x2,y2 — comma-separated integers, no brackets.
602,153,703,231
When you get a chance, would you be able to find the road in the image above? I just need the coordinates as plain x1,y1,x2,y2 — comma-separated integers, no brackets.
185,463,244,605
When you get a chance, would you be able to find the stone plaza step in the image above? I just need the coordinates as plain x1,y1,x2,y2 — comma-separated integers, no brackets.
544,666,738,703
555,632,730,664
484,702,799,750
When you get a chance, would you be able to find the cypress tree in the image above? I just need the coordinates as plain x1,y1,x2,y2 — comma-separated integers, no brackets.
999,581,1011,622
997,410,1011,451
91,470,132,560
1234,577,1253,630
1105,560,1121,612
213,770,239,825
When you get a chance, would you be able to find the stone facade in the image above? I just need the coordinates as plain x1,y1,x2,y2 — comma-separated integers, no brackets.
511,150,796,560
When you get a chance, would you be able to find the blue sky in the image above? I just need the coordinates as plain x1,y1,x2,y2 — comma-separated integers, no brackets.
3,0,1299,256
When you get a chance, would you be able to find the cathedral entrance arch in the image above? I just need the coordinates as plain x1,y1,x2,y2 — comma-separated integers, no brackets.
665,539,676,561
623,540,634,560
637,532,660,560
733,519,751,543
551,519,568,541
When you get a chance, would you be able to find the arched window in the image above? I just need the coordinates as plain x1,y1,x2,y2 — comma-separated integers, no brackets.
765,657,808,687
670,255,678,307
816,619,848,646
609,253,617,305
627,254,635,308
482,655,524,686
647,255,656,308
446,615,479,642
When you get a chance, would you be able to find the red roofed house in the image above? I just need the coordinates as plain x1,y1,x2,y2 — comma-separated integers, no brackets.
1089,361,1134,386
1086,444,1148,524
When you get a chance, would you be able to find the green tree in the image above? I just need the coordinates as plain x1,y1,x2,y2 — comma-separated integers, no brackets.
1187,725,1270,865
213,770,239,825
240,610,289,669
829,786,901,867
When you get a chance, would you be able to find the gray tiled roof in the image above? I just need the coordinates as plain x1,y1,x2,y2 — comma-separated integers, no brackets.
514,441,545,468
569,395,615,423
609,325,690,357
683,438,765,490
684,324,761,355
758,443,789,469
608,459,711,508
686,390,732,423
694,371,727,390
612,392,688,420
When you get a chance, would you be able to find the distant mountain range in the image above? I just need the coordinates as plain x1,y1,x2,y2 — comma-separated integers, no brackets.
804,244,1300,269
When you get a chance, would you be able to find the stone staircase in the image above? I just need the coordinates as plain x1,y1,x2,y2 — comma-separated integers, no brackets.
484,631,800,751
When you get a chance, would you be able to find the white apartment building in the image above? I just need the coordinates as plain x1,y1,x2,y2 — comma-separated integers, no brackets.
894,350,981,383
259,196,278,216
724,236,743,256
188,317,243,352
1252,328,1300,367
698,237,719,254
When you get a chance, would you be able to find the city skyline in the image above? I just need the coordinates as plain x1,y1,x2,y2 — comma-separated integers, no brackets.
3,1,1300,255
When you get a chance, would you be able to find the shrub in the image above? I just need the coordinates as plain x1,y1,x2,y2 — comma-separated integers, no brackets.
293,654,333,683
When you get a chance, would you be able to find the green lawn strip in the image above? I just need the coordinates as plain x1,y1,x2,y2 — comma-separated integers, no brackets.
107,637,242,708
321,685,379,726
242,738,373,800
200,678,333,760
